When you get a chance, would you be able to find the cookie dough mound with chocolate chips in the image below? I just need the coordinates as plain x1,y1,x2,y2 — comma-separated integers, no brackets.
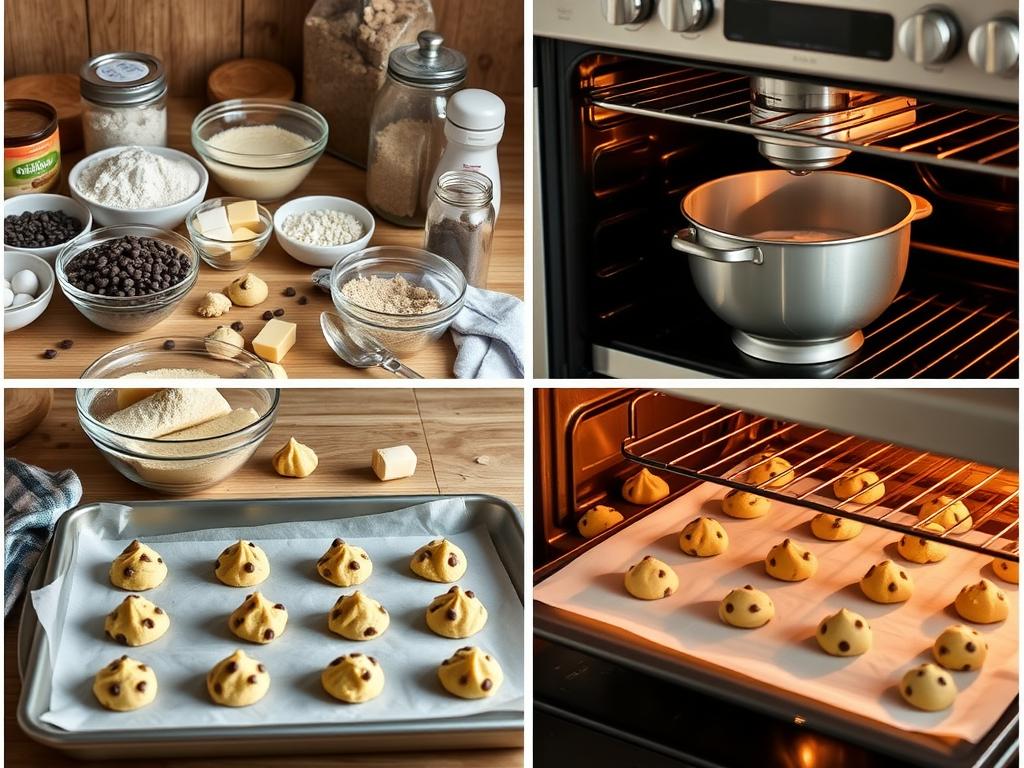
409,538,467,583
426,586,488,639
721,489,772,519
832,467,885,504
719,585,774,628
765,538,818,582
328,591,390,641
816,608,871,656
228,591,288,644
918,495,972,534
992,556,1018,584
207,649,269,707
859,560,914,604
621,468,670,505
624,555,679,600
577,505,623,539
900,663,957,711
109,539,167,591
215,539,270,587
322,653,384,703
896,523,948,564
316,538,372,586
745,452,794,488
438,647,504,699
678,517,728,557
104,595,170,646
93,655,157,711
954,578,1009,624
810,513,863,541
933,624,988,671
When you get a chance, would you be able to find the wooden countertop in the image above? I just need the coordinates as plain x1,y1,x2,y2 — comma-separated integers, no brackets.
4,388,523,767
3,96,524,379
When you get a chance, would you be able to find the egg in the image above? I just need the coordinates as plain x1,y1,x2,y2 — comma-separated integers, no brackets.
2,277,10,289
3,287,13,308
11,292,35,307
10,269,39,297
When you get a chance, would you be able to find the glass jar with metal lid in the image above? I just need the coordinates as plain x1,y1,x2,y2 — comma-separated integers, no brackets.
365,31,466,227
80,51,168,155
423,170,495,287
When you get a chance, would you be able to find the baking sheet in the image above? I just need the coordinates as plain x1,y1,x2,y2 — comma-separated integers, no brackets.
534,477,1018,742
31,498,524,731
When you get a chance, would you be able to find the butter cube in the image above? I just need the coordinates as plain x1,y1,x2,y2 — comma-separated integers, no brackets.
201,225,233,257
371,445,418,481
229,226,260,261
227,199,261,232
252,318,296,363
196,206,229,235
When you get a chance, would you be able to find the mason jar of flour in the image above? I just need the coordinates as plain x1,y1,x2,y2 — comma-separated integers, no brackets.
81,52,168,155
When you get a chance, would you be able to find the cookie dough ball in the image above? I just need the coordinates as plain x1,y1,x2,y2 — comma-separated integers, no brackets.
577,505,624,539
860,560,913,604
426,586,488,639
896,523,948,564
104,595,170,646
954,579,1008,624
721,489,772,519
328,591,390,640
621,468,670,505
992,556,1018,584
918,496,972,534
745,452,794,488
317,538,372,586
207,649,269,707
226,272,268,307
933,625,988,671
109,540,167,591
900,663,957,711
679,517,728,557
810,513,863,541
816,608,872,656
215,540,270,587
272,437,318,478
765,538,818,582
322,653,384,703
410,538,467,583
719,585,774,628
228,591,288,644
205,324,244,357
624,555,679,600
832,467,885,504
93,655,157,712
438,647,503,699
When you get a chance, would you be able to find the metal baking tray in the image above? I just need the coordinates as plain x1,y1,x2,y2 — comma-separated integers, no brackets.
18,494,524,760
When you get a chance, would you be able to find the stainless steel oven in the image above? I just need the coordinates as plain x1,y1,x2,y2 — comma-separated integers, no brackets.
534,1,1019,378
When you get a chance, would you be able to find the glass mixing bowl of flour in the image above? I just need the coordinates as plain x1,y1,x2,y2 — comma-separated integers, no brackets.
80,337,278,379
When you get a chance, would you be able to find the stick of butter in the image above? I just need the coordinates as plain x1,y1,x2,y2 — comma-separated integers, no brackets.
252,318,296,363
226,199,261,232
371,445,418,481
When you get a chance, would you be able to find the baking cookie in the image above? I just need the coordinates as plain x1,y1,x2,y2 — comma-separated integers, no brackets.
624,555,679,600
992,556,1018,584
678,517,728,557
226,272,268,307
896,523,948,564
104,595,169,646
409,538,467,583
900,663,957,711
328,591,390,640
109,540,167,591
859,560,914,603
322,653,384,703
832,467,885,504
577,505,624,539
918,495,972,534
228,591,288,644
765,538,818,582
621,468,670,505
954,579,1008,624
93,655,157,712
438,647,503,699
719,585,774,628
215,540,270,587
816,608,871,656
810,513,863,541
317,538,372,586
745,452,794,488
721,489,772,519
933,624,988,671
207,649,269,707
426,586,488,639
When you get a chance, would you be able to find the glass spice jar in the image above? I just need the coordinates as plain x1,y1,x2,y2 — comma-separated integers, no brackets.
423,170,495,288
80,51,168,155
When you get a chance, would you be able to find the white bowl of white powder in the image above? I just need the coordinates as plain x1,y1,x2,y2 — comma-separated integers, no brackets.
272,195,375,267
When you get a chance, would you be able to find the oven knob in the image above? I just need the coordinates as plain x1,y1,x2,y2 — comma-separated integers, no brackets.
601,0,652,25
659,0,713,32
968,18,1019,77
897,8,961,65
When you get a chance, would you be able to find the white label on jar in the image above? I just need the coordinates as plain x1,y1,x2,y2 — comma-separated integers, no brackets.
95,59,150,83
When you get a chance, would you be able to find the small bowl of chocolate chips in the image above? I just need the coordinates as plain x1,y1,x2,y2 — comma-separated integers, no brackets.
3,193,93,264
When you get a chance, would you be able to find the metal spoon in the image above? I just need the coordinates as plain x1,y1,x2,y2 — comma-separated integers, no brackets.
320,312,424,379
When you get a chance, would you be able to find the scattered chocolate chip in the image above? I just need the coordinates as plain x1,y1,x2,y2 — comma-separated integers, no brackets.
262,310,273,321
162,340,175,350
42,349,57,359
298,295,308,305
58,339,74,349
230,321,244,332
283,287,296,297
273,308,284,317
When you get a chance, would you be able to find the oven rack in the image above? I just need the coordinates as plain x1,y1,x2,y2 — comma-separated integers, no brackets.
622,392,1019,561
589,67,1018,179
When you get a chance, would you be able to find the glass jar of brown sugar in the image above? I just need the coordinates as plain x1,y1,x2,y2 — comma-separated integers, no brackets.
4,99,61,198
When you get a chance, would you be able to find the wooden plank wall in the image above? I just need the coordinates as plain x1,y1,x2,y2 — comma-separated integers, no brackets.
3,0,524,99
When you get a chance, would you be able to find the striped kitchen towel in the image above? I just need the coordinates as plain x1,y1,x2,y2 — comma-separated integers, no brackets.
4,458,82,616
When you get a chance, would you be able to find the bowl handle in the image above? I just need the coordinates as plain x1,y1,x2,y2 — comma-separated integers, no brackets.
671,228,763,265
910,195,933,222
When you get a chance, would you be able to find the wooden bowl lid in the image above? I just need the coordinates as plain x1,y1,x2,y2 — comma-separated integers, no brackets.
207,58,296,103
4,74,83,151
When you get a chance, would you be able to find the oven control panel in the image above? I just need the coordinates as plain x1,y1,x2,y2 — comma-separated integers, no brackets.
537,0,1018,103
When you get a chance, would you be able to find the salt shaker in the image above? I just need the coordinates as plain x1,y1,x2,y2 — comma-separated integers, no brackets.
423,170,495,288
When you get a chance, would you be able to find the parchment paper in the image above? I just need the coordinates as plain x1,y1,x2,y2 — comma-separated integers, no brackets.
32,498,524,731
534,477,1018,743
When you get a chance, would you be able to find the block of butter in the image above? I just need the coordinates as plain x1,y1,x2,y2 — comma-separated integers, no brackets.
252,318,296,363
371,445,418,481
196,205,229,235
227,199,261,232
228,227,261,260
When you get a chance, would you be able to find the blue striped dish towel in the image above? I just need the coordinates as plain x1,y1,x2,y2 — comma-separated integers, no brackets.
4,458,82,616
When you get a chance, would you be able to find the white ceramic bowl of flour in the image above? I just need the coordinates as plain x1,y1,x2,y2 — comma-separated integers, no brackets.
69,145,209,230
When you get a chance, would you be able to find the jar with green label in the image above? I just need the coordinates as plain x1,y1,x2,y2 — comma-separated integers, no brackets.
4,99,61,198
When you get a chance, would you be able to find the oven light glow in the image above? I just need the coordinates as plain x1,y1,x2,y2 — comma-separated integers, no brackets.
797,741,817,768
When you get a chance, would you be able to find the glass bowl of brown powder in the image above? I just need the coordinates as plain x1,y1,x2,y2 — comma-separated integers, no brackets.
330,246,466,356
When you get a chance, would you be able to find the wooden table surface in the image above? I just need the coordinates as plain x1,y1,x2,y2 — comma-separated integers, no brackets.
4,96,524,380
4,388,524,767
